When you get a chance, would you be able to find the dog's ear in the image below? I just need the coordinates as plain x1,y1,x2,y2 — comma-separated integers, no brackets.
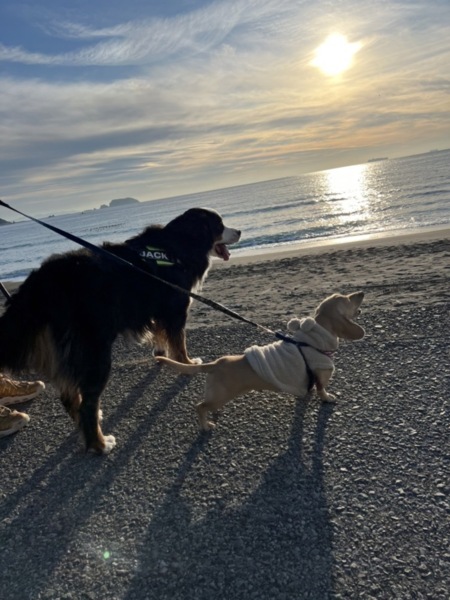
335,317,365,340
348,291,365,308
167,208,224,242
316,294,365,340
338,292,365,339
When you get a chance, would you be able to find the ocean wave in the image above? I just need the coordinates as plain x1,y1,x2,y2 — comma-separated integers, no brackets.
405,189,450,200
224,197,318,219
235,225,339,249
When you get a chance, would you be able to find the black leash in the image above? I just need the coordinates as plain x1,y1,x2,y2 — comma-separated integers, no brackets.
0,199,274,335
0,199,323,387
0,281,11,301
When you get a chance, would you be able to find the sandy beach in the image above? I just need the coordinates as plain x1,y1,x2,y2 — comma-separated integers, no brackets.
191,226,450,328
1,228,449,599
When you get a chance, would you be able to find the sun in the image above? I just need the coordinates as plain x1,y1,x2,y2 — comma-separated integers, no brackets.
311,33,361,77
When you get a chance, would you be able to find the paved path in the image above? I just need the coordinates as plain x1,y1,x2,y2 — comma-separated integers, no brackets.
1,300,449,599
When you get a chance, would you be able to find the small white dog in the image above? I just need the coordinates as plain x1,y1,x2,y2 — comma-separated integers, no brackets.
157,292,365,431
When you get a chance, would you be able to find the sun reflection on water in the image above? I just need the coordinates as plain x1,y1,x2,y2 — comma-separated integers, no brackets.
322,163,371,224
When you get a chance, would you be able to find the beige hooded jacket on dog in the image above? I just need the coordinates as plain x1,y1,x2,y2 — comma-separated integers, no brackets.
244,317,338,397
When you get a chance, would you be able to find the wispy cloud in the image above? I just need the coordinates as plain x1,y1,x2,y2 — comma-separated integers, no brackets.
0,0,298,66
0,0,449,215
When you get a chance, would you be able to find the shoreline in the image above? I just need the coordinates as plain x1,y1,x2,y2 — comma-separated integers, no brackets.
215,224,450,266
192,227,450,329
3,225,450,292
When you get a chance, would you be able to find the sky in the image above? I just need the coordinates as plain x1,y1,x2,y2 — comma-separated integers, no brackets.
0,0,449,217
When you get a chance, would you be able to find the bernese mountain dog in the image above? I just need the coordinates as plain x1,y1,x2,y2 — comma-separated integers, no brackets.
0,207,240,453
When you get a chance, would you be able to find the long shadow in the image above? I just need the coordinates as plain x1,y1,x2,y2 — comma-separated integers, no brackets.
124,400,335,600
0,365,190,598
0,364,161,516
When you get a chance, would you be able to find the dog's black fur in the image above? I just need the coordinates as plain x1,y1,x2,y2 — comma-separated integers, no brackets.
0,208,238,453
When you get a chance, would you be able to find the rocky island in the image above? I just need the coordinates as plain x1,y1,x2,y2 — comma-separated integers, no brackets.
100,197,140,209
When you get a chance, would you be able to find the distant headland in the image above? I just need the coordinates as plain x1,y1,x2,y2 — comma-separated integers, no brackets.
0,197,141,222
100,197,140,209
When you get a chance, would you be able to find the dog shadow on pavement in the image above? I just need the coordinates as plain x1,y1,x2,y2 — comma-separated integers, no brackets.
0,356,335,600
124,399,335,600
0,362,191,598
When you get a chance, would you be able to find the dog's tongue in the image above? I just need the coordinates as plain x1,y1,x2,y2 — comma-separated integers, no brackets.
215,243,230,261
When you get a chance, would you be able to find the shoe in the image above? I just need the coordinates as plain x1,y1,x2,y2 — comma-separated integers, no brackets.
0,374,45,406
0,405,30,438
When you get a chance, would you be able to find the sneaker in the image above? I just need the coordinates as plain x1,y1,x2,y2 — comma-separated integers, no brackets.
0,405,30,438
0,374,45,406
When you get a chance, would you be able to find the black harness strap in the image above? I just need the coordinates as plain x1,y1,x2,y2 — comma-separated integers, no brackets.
275,332,316,391
297,345,315,392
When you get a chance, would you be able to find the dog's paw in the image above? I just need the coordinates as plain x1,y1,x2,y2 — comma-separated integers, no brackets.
87,434,116,455
101,435,117,454
320,392,336,403
201,421,216,432
189,357,203,365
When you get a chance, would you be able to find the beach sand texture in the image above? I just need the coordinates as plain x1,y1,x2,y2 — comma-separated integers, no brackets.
0,229,449,599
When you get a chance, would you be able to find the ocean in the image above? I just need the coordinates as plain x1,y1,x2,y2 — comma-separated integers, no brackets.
1,149,449,282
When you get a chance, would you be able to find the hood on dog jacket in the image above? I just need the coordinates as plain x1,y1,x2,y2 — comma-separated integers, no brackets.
244,317,338,397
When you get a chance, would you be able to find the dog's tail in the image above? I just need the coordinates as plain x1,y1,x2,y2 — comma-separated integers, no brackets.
156,356,218,375
0,304,39,372
0,277,55,376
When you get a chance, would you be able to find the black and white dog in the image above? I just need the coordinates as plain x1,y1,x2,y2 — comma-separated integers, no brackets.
0,208,240,453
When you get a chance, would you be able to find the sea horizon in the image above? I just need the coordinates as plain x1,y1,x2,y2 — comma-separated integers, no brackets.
1,147,449,223
1,149,449,282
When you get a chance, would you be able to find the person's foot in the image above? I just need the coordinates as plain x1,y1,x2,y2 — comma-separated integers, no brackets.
0,375,45,405
0,405,30,438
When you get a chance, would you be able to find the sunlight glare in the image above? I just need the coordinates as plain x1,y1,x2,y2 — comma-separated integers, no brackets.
312,34,361,77
324,164,370,224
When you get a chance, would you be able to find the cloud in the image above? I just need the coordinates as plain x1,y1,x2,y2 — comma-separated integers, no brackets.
0,0,449,215
0,0,298,67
